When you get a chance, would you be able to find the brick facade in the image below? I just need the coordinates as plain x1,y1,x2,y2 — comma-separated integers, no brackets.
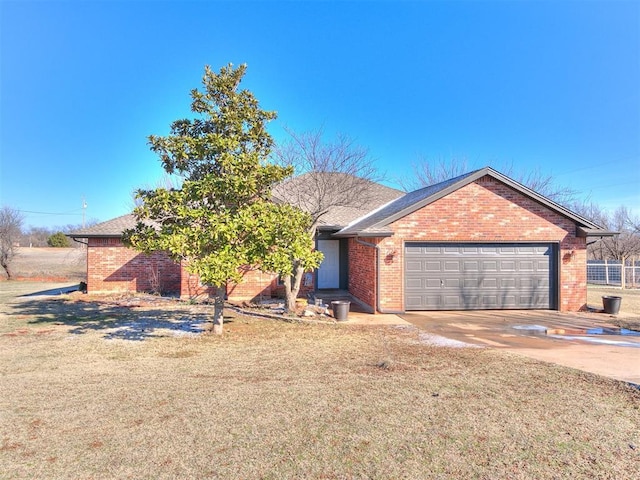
348,176,586,312
227,268,277,302
86,238,181,294
86,238,281,302
347,237,381,310
85,175,589,312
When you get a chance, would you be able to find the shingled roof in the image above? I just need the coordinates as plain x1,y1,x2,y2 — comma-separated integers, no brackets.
335,167,610,237
272,172,404,229
67,214,140,238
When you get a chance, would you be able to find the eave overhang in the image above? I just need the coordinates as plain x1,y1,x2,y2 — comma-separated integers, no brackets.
577,227,618,238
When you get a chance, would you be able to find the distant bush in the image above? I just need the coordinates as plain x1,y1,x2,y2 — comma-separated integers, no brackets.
47,232,71,248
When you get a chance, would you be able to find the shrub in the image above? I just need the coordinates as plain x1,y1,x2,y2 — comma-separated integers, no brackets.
47,232,71,248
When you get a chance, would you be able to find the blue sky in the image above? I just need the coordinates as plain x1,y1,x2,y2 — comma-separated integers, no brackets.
1,0,638,229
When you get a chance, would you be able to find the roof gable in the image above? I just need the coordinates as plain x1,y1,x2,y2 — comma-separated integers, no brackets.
336,167,607,237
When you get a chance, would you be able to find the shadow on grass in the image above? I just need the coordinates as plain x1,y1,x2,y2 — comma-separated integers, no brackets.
21,284,81,297
6,295,234,341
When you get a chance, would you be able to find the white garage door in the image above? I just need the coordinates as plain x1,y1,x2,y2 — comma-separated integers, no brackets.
405,243,555,310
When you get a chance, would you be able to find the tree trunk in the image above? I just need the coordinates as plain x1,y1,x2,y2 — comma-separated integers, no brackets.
284,261,305,314
209,285,226,334
0,258,12,280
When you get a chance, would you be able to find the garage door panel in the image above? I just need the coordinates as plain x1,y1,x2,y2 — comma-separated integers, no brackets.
518,260,535,271
425,261,441,271
444,278,461,288
464,278,480,288
464,261,480,271
481,260,498,271
405,260,423,272
405,243,555,310
405,278,423,289
500,261,516,271
482,278,498,288
536,260,550,270
443,295,464,307
424,278,441,288
444,261,461,272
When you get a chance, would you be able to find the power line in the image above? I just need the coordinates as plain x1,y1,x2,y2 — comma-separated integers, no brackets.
17,209,83,216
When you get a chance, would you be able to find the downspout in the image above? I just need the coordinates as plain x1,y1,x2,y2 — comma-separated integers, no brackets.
355,236,404,315
71,237,88,246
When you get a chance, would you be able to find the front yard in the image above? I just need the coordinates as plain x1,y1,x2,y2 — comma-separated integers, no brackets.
1,284,639,479
587,285,640,330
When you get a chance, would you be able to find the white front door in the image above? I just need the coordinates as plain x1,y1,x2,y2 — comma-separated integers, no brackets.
317,240,340,289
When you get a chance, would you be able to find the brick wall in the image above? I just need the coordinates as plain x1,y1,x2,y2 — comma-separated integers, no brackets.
227,267,277,302
349,176,586,312
86,238,281,302
347,237,380,311
86,238,181,294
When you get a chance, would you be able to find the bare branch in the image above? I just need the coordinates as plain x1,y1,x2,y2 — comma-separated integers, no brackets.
0,206,24,279
400,157,577,205
572,201,640,261
272,127,390,228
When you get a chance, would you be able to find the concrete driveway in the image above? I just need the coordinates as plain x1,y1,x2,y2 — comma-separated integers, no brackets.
400,310,640,385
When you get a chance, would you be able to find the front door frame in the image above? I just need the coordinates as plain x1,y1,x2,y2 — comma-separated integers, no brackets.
317,239,340,289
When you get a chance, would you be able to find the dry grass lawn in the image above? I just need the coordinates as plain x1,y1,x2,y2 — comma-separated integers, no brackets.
1,284,639,479
587,286,640,330
7,247,85,281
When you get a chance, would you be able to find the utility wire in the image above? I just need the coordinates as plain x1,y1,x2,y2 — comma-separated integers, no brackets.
17,209,83,216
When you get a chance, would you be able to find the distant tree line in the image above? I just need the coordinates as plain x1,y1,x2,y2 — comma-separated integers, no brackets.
0,206,95,278
570,203,640,263
18,222,96,248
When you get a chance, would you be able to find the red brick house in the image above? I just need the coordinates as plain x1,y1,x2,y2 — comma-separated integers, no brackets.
69,167,612,312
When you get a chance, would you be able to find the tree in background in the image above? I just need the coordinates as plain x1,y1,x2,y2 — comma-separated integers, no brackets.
272,127,389,309
572,202,640,262
0,206,24,279
20,222,97,247
21,226,51,247
123,64,317,332
400,158,577,205
47,232,71,248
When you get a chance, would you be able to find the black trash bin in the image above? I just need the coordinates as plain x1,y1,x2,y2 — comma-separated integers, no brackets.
602,296,622,315
331,301,350,321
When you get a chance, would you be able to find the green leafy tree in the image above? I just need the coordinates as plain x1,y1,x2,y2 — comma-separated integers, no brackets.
123,63,299,334
47,232,71,247
247,202,323,313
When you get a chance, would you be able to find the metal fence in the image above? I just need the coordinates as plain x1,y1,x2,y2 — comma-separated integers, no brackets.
587,260,640,288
